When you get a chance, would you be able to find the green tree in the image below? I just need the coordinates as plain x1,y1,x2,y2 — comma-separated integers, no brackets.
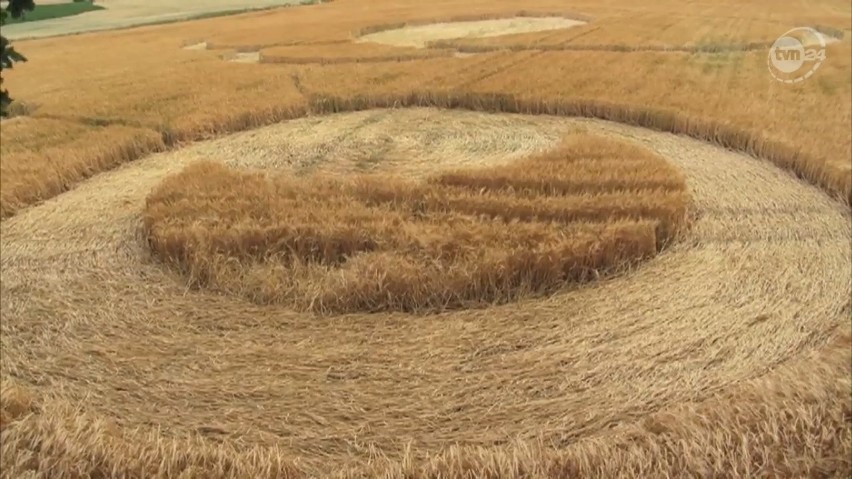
1,0,35,116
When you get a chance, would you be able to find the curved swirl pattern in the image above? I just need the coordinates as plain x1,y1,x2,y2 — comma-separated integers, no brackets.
1,108,849,476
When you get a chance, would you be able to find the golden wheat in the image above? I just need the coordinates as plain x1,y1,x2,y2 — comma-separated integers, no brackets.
1,0,850,477
3,105,849,478
0,117,165,218
260,42,455,64
143,135,687,313
4,332,849,478
0,0,848,216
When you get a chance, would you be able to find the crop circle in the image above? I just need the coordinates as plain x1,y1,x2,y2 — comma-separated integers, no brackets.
3,109,849,478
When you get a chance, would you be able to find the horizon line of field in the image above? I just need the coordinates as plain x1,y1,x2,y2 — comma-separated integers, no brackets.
2,91,849,221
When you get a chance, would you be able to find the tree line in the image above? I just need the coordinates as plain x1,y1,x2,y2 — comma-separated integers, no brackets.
1,0,35,117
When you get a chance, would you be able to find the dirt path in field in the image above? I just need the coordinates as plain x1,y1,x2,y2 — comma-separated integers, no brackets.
1,109,849,474
2,0,315,40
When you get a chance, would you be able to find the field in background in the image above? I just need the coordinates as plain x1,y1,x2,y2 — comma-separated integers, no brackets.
0,0,317,39
1,0,850,221
1,0,851,477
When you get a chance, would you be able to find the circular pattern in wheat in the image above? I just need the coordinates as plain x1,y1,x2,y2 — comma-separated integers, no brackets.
142,133,688,314
1,108,850,475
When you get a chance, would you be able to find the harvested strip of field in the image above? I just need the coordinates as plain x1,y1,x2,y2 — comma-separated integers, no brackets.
1,109,849,477
358,17,587,48
144,134,687,313
226,51,261,63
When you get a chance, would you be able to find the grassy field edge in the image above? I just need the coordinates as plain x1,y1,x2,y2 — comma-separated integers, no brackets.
3,1,105,25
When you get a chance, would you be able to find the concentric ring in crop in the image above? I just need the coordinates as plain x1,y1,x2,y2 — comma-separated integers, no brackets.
1,1,851,477
2,107,849,478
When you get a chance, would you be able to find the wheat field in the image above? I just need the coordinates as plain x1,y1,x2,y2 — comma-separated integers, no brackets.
143,135,688,314
1,0,851,477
